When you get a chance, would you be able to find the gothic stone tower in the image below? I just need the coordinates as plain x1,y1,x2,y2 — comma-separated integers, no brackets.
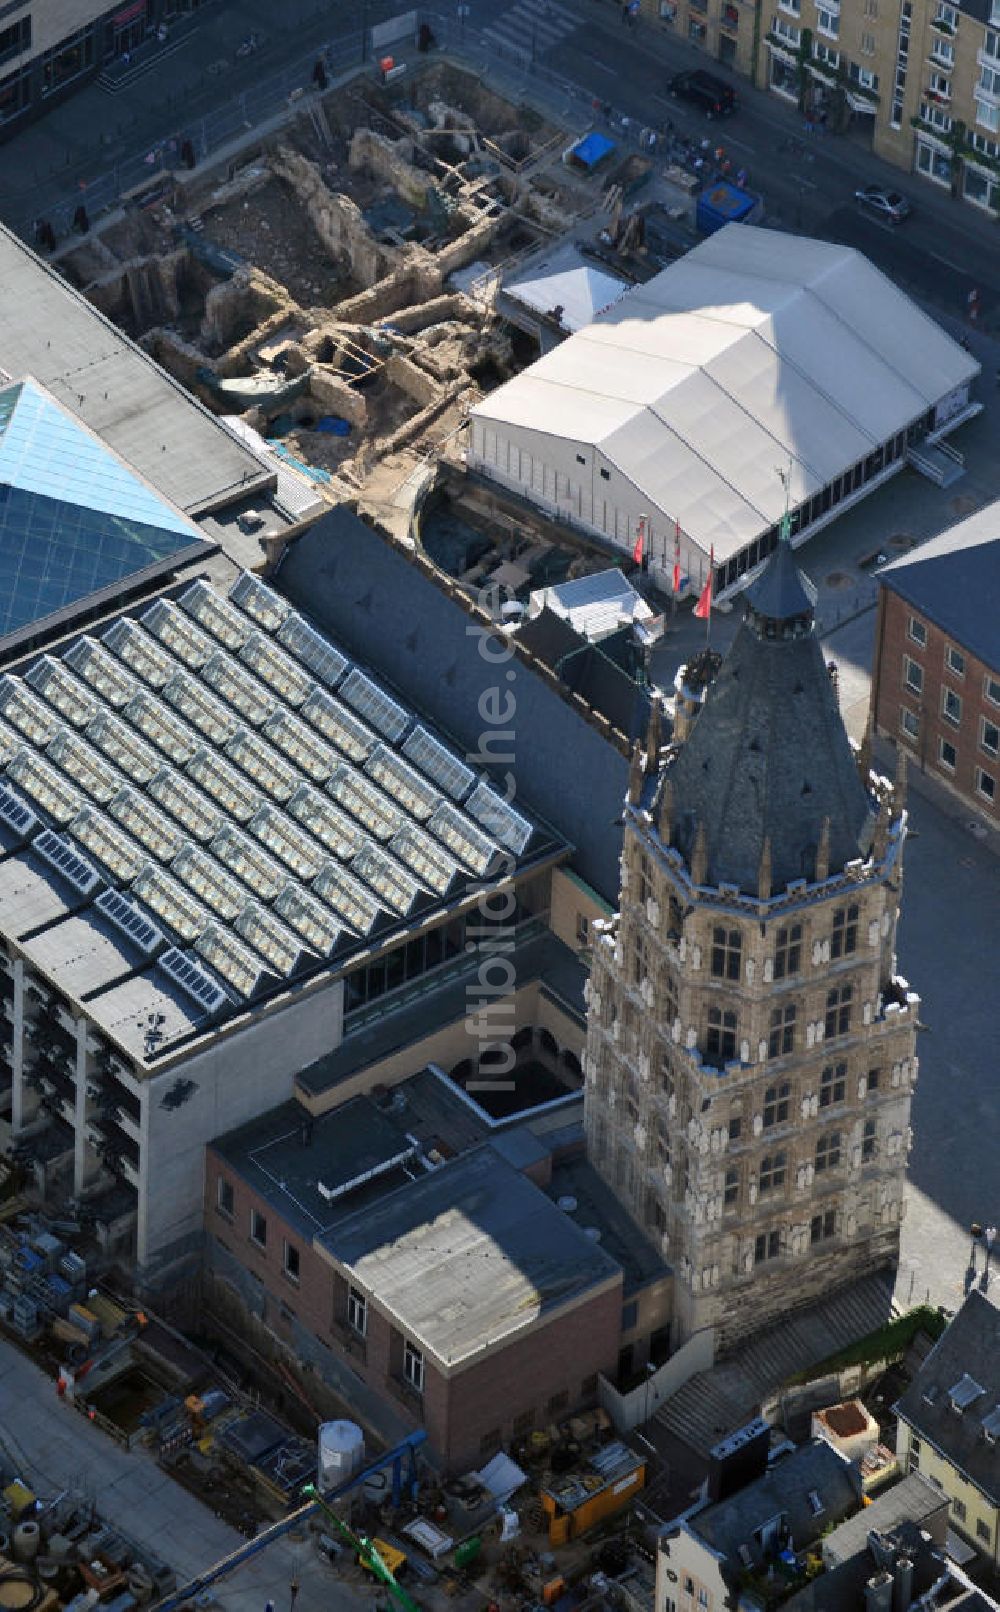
583,543,918,1353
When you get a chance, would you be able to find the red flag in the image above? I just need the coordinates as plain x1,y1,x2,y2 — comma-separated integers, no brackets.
633,517,645,567
673,519,681,595
694,547,714,619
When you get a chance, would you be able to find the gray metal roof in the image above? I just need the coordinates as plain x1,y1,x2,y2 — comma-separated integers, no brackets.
320,1143,621,1366
894,1290,1000,1506
878,504,1000,673
663,550,874,894
276,511,632,902
0,222,273,520
821,1473,948,1568
690,1441,859,1564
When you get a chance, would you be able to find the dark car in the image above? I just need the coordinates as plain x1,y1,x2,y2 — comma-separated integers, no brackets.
855,184,912,222
669,69,737,118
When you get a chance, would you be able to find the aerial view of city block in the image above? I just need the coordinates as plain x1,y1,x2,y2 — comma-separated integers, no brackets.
0,3,996,1610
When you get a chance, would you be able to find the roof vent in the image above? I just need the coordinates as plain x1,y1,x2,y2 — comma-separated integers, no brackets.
583,1226,602,1242
557,1195,578,1213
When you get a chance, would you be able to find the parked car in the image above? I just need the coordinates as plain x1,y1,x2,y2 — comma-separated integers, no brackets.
855,184,912,222
669,69,737,118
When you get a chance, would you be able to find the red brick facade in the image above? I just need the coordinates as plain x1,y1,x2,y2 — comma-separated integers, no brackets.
204,1149,623,1473
872,586,1000,817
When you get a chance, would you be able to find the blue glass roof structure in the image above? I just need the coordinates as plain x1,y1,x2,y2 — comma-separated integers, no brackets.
0,379,209,646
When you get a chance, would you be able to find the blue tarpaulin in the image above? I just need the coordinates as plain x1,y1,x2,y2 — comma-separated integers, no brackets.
570,131,617,169
696,181,761,235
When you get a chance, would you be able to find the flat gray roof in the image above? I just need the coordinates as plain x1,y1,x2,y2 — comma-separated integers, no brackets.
0,223,274,521
321,1144,621,1367
20,913,137,1001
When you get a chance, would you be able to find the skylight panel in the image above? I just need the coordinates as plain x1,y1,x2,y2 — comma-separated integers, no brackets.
103,618,176,688
428,801,498,875
327,762,404,841
274,884,344,954
249,804,324,880
195,922,270,998
124,690,199,766
365,743,442,821
402,726,475,801
312,860,381,934
34,829,102,896
233,902,309,975
147,767,222,842
62,639,136,708
263,708,337,782
25,657,102,726
141,598,215,668
339,667,410,742
0,677,59,745
86,710,159,785
201,651,277,727
69,807,147,884
210,823,287,903
172,843,248,922
133,865,212,943
179,578,251,649
7,750,81,825
0,720,24,768
239,633,312,706
0,783,38,839
94,888,165,956
390,822,458,896
229,572,291,632
276,612,348,688
301,687,376,763
107,786,185,862
185,746,261,823
46,728,123,805
159,946,230,1014
286,783,364,860
466,780,534,855
162,670,240,745
352,841,419,915
225,728,299,803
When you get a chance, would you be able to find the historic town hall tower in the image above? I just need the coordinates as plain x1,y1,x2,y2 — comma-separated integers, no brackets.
583,543,918,1352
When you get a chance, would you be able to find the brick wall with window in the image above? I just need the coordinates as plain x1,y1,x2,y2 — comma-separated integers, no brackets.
872,586,1000,819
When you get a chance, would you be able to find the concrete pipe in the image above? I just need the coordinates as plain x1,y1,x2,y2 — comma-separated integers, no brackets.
13,1520,40,1561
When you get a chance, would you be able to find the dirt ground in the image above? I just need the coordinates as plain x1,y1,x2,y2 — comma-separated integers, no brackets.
202,176,359,307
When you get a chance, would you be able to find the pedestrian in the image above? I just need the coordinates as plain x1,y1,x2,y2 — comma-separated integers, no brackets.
312,57,328,90
72,203,89,235
970,1221,983,1270
986,1226,997,1275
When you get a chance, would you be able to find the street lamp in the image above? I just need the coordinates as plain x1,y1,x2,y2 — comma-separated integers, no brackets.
644,1360,657,1425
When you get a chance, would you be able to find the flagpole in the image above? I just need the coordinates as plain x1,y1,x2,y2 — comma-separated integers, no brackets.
705,545,713,648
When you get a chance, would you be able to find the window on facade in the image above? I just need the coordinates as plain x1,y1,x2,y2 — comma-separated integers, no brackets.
638,854,653,907
768,1004,797,1059
952,1498,968,1523
724,1168,740,1207
282,1241,300,1282
811,1209,837,1244
250,1208,267,1248
348,1285,367,1336
763,1081,791,1128
942,687,962,726
986,675,1000,707
773,923,802,979
755,1228,781,1264
403,1339,425,1392
0,18,30,66
576,911,590,947
977,1518,991,1542
901,707,920,742
825,985,853,1039
820,1061,847,1107
632,931,647,987
711,925,742,980
939,738,957,771
981,718,1000,758
217,1176,234,1218
904,656,923,695
649,1192,668,1232
759,1152,787,1193
868,1066,881,1093
659,1049,674,1100
688,16,707,37
976,767,997,804
657,1116,671,1163
728,1113,742,1142
625,1076,640,1123
862,1118,877,1161
946,644,966,677
815,1131,842,1172
817,6,840,32
831,903,859,958
707,1007,738,1063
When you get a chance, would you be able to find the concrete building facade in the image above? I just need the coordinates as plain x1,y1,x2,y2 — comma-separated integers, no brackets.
583,542,918,1353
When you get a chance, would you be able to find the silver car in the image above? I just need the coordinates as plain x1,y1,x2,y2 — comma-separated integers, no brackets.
855,184,912,223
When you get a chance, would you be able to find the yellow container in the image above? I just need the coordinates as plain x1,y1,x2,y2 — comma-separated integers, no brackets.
2,1482,34,1520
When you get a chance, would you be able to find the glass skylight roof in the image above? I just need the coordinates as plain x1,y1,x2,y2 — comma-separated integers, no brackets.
0,379,206,644
0,569,545,1034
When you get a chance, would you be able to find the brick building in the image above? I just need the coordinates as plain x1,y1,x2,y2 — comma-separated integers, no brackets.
872,508,1000,821
584,539,917,1353
204,1075,630,1473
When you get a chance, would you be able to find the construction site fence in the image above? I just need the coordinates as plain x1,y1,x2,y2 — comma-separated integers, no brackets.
17,8,657,246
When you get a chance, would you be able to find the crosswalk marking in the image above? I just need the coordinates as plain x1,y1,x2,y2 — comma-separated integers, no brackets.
482,0,581,62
